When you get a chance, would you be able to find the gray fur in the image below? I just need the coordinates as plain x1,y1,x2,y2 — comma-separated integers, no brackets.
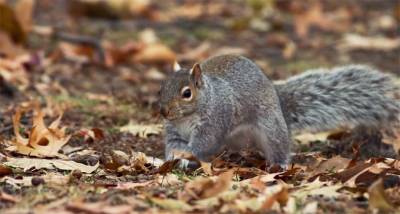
276,65,400,134
160,55,400,165
160,55,291,165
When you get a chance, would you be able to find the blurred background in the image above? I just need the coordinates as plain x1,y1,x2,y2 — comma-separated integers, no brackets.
0,0,399,157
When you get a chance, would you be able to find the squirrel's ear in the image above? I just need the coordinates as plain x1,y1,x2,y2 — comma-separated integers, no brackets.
190,63,203,87
173,61,181,72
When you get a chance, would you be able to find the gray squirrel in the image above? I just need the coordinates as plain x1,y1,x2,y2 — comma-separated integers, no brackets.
159,54,400,166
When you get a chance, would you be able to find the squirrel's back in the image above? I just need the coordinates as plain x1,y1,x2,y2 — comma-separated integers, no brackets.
276,65,400,134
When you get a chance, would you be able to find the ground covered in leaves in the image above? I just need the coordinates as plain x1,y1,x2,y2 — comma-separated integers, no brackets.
0,0,400,213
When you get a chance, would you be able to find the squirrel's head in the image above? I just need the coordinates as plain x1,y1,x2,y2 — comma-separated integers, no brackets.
159,62,203,121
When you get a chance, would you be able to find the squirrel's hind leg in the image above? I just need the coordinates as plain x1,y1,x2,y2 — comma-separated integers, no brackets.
255,116,292,167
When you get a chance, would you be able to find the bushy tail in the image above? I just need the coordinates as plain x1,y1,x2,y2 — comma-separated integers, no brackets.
275,65,400,134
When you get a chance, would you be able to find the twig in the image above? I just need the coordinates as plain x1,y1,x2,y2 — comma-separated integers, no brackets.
32,26,106,63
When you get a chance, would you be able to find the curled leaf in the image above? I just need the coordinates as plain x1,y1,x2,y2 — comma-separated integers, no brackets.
7,105,70,158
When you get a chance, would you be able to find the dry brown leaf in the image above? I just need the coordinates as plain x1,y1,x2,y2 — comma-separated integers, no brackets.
0,3,26,44
0,32,26,57
0,191,19,203
156,159,180,175
7,105,71,158
202,169,234,198
315,156,351,173
58,42,96,64
261,183,289,210
293,1,350,38
14,0,35,33
200,161,213,175
293,2,327,38
184,169,234,200
177,42,211,61
115,180,154,190
103,41,141,67
5,157,99,173
0,164,12,176
79,128,105,142
133,43,176,64
343,161,389,188
368,178,396,212
67,0,153,19
383,130,400,156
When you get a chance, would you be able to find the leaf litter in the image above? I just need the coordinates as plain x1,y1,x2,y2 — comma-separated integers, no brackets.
1,0,400,213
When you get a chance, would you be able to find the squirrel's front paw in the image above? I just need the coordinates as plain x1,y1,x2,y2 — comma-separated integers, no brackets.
177,159,200,171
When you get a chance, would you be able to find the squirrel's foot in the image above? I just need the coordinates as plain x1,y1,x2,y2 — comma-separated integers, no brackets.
177,159,201,171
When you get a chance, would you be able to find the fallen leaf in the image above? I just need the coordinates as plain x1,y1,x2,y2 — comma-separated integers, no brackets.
292,1,350,38
0,164,12,176
177,42,211,61
5,157,99,173
150,197,193,211
131,151,164,167
156,159,180,175
315,156,351,173
14,0,35,33
0,191,18,202
133,43,176,64
200,161,213,175
368,178,396,212
6,105,71,158
343,161,390,188
79,127,105,142
293,179,341,199
67,0,153,19
1,172,70,187
119,122,163,139
67,200,133,214
0,2,26,44
115,180,153,190
156,173,181,186
202,170,234,198
383,129,400,156
339,34,400,51
58,42,96,64
261,183,289,210
0,32,26,57
302,201,318,214
184,169,234,200
294,132,331,144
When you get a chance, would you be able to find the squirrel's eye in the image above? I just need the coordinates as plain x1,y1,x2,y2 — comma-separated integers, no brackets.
181,87,192,99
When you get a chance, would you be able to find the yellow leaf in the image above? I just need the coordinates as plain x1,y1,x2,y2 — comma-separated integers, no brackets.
119,122,163,139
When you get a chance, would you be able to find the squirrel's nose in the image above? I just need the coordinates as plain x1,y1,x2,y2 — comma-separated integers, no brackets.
160,106,169,118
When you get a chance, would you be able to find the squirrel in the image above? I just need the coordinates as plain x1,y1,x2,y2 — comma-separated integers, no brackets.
159,54,400,167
